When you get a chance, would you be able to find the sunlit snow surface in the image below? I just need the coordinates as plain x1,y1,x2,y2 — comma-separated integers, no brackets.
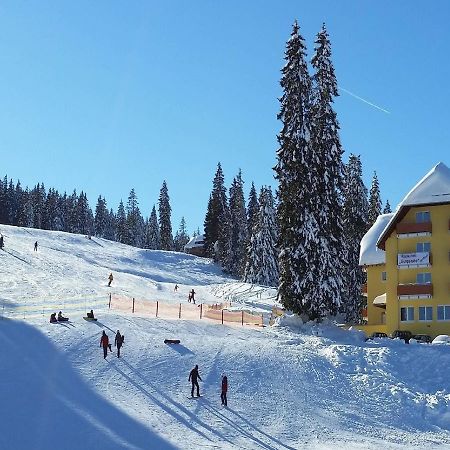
1,225,450,449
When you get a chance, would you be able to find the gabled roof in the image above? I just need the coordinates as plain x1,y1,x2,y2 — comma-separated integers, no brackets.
377,162,450,250
359,213,393,266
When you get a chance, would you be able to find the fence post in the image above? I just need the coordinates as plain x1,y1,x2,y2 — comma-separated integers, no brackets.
200,303,202,319
241,310,244,326
132,298,135,313
221,309,224,325
261,313,263,326
109,293,111,309
179,303,181,319
156,301,159,318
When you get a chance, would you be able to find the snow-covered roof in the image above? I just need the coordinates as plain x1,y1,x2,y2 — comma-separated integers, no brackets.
373,293,386,306
184,234,205,250
377,162,450,249
359,213,394,266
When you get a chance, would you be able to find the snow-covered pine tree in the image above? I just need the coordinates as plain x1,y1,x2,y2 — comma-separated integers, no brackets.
105,208,117,241
226,170,248,277
94,196,109,238
76,191,94,235
204,163,228,261
247,182,259,237
274,21,316,316
383,200,392,214
126,188,145,247
244,186,279,286
158,181,173,251
116,200,127,244
17,188,34,228
32,183,46,229
174,217,190,252
342,154,368,323
368,171,382,228
145,205,161,250
0,176,7,224
66,190,79,233
309,23,346,320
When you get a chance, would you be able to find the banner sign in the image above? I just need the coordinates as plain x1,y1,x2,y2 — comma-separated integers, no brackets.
397,252,429,267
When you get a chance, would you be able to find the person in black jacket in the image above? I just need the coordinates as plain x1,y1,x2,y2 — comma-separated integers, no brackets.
188,364,202,397
114,330,124,358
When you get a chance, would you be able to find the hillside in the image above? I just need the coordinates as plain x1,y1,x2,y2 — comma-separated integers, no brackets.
1,225,450,449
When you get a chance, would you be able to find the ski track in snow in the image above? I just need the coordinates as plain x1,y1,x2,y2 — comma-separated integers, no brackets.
2,224,450,449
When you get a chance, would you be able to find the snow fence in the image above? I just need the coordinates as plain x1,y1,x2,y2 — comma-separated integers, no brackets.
110,294,263,326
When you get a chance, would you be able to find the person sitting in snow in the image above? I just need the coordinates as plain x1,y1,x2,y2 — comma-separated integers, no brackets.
57,311,69,322
50,312,57,323
87,309,95,319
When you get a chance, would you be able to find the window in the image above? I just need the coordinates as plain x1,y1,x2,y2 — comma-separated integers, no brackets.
400,307,414,322
437,305,450,321
416,272,431,284
416,242,431,252
419,306,433,321
381,271,387,281
416,211,430,223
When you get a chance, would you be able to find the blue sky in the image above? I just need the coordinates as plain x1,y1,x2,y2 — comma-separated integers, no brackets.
1,1,449,233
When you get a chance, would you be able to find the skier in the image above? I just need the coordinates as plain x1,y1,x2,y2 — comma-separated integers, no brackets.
100,331,110,359
188,364,202,397
34,241,38,251
221,374,228,406
114,330,124,358
50,312,57,323
108,273,113,287
174,284,179,292
190,289,196,304
57,311,69,322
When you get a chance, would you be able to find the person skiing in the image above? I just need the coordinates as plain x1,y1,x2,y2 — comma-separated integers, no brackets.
114,330,124,358
34,241,38,251
221,374,228,406
188,364,202,397
108,273,113,287
100,331,110,359
174,284,179,292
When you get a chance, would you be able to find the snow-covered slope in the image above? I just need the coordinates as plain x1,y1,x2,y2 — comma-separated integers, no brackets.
1,225,450,449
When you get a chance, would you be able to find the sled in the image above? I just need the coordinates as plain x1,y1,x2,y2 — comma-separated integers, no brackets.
57,318,69,322
83,317,98,321
164,339,180,344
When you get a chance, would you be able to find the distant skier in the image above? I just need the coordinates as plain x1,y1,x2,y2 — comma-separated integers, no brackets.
221,374,228,406
108,273,113,287
174,284,179,292
190,289,196,304
34,241,38,251
188,364,202,397
114,330,124,358
100,331,111,359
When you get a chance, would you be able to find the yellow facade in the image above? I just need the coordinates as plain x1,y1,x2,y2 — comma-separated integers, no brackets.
363,204,450,339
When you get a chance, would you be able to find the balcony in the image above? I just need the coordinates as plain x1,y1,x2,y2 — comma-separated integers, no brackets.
397,252,431,268
396,222,432,235
397,283,433,296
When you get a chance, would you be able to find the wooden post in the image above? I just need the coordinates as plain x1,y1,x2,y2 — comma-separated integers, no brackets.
132,297,135,313
200,303,202,319
156,301,159,318
109,293,111,309
179,303,181,319
261,313,264,327
221,309,224,325
241,310,244,326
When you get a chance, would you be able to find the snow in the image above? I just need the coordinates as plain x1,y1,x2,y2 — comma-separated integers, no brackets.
2,224,450,449
359,213,393,266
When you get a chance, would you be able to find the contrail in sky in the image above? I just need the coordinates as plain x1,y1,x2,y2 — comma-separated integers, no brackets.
338,87,391,114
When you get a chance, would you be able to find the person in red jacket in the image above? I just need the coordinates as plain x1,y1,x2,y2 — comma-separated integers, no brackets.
221,374,228,406
100,331,110,359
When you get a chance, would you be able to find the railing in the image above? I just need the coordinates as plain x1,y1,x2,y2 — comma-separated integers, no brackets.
397,283,433,296
396,222,432,234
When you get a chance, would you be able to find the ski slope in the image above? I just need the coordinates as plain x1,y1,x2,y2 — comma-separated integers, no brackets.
1,225,450,449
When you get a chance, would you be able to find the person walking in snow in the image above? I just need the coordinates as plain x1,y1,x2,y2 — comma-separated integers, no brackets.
188,364,202,397
0,234,4,249
190,289,196,304
108,273,113,287
114,330,124,358
174,284,178,292
221,374,228,406
34,241,38,251
100,331,110,359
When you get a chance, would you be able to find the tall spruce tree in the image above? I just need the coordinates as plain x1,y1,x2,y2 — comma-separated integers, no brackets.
158,181,173,251
368,171,382,228
126,188,145,247
94,196,109,238
244,186,279,286
116,200,127,243
204,163,228,261
383,199,392,214
247,182,259,237
274,21,316,316
342,155,368,323
174,217,190,252
309,23,345,319
145,205,161,250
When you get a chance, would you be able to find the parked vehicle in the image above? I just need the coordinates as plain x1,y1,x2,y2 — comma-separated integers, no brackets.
366,332,388,341
391,330,412,343
411,334,432,344
431,335,450,345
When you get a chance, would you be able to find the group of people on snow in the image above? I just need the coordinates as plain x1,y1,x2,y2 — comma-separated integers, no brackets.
100,330,124,358
188,365,228,406
49,311,69,323
188,289,196,304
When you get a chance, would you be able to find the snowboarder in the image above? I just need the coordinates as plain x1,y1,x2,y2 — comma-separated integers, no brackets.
108,273,113,287
34,241,38,251
100,331,110,359
50,312,57,323
221,374,228,406
190,289,196,304
188,364,202,397
57,311,69,322
114,330,124,358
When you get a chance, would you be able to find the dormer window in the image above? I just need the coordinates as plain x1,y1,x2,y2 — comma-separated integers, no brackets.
416,211,430,223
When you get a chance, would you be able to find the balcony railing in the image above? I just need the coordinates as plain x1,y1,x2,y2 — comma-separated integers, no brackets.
397,283,433,296
396,222,432,234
